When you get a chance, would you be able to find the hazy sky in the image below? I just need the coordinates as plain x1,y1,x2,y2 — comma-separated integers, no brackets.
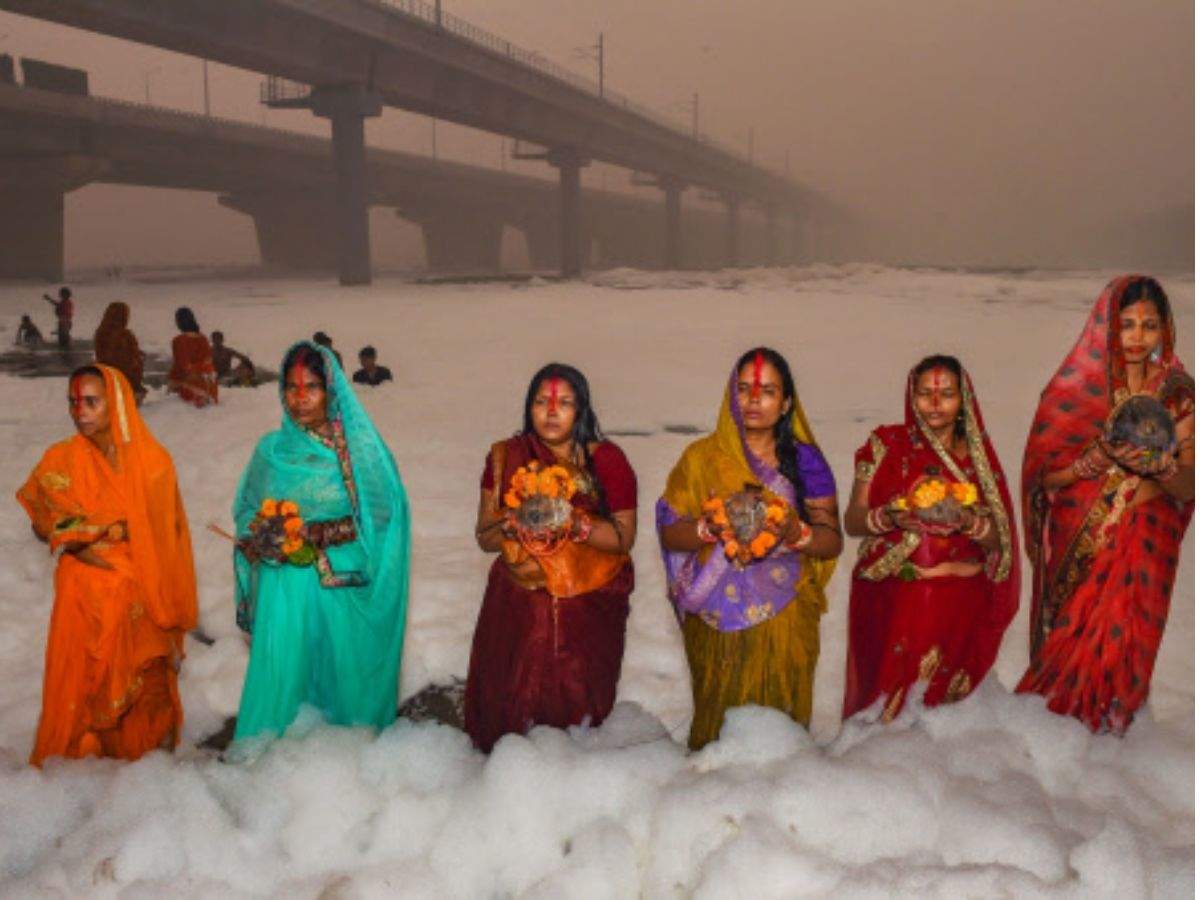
0,1,1192,268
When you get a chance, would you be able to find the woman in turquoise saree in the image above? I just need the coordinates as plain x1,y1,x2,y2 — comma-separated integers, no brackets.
231,342,410,747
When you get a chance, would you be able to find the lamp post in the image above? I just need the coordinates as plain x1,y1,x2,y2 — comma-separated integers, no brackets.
143,65,162,104
573,32,604,98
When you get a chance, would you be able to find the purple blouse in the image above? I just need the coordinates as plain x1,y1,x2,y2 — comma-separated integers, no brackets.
656,442,837,632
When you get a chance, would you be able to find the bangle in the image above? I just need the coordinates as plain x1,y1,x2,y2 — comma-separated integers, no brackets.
573,513,593,543
784,522,812,551
866,506,892,535
967,512,991,541
1154,455,1180,482
1072,448,1105,481
696,517,718,544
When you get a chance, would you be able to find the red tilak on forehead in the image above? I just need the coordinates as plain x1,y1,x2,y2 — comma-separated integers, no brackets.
929,367,951,390
69,375,88,403
547,376,560,414
751,351,765,399
288,362,311,402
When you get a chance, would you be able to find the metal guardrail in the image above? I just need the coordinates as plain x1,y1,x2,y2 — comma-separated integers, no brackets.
260,0,769,175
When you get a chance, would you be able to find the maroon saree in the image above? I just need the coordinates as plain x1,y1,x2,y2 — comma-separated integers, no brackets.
464,434,636,752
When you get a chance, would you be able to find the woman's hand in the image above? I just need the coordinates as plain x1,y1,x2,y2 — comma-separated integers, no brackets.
72,543,114,570
781,508,812,548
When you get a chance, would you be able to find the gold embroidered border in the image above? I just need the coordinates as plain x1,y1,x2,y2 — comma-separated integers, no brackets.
857,530,921,581
855,432,887,483
911,378,1013,583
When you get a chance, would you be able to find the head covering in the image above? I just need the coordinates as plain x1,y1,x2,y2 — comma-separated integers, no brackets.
232,341,409,646
903,361,1017,588
174,307,200,334
18,365,197,632
1022,276,1187,543
657,362,836,631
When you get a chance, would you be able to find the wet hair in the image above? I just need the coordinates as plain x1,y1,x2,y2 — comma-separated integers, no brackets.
283,344,328,390
521,362,609,516
911,354,966,439
70,364,104,383
312,331,333,347
359,345,377,359
212,330,224,342
734,347,807,519
175,307,200,333
1117,276,1170,322
59,287,72,300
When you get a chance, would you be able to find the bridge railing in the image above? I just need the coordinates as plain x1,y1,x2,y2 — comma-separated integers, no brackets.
284,0,758,170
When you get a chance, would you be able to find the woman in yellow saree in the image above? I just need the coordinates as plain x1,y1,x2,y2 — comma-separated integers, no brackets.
657,348,841,749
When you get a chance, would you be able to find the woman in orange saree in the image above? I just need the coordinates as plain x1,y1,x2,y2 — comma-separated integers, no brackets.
93,301,146,403
1017,276,1193,734
168,307,218,407
16,365,198,765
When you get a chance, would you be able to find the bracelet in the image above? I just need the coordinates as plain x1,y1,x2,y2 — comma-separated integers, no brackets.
696,517,718,544
784,522,812,551
866,506,892,535
1154,455,1180,482
967,513,991,541
1071,449,1105,481
573,513,593,543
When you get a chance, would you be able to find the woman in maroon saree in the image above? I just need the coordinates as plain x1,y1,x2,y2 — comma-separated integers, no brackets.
843,356,1019,721
167,307,218,408
1016,275,1193,734
465,363,637,752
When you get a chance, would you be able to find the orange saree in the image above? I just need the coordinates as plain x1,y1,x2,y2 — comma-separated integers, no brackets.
17,366,198,765
169,333,218,407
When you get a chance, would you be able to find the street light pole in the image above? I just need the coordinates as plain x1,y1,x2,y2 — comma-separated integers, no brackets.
597,32,604,98
202,59,210,116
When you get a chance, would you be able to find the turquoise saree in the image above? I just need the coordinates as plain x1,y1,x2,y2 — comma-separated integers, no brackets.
231,342,410,744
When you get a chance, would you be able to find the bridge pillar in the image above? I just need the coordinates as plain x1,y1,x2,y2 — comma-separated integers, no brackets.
661,177,684,270
219,193,338,271
414,209,504,273
724,194,740,269
766,204,780,266
0,155,106,281
310,86,382,286
548,147,588,278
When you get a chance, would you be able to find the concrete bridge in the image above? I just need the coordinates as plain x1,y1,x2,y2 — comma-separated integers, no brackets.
0,80,795,281
0,0,810,284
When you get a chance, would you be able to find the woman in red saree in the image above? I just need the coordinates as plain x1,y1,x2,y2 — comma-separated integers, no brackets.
465,363,637,752
93,301,146,403
843,355,1019,721
17,365,198,765
1017,275,1193,734
168,306,218,407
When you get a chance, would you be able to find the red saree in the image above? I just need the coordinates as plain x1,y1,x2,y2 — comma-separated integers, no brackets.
168,333,218,407
94,302,145,399
843,367,1019,721
17,367,198,765
1016,276,1193,734
464,434,636,752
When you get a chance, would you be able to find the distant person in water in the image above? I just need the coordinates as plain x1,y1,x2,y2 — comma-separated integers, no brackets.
167,307,218,407
352,346,393,386
94,301,147,404
15,314,43,348
211,331,256,387
42,286,73,349
312,332,343,369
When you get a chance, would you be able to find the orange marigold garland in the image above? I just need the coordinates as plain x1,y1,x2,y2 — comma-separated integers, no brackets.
249,497,316,565
504,461,578,555
702,486,793,568
891,476,979,528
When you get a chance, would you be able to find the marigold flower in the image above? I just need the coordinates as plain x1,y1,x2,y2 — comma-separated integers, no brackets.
503,490,521,509
259,498,278,518
279,500,299,517
724,539,739,559
950,482,978,506
750,532,777,557
281,538,302,555
283,516,303,535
